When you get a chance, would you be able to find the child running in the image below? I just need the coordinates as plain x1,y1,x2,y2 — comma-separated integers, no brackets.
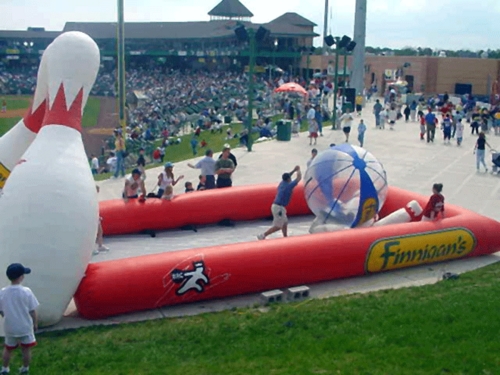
0,264,39,375
357,119,367,147
456,118,464,146
419,113,426,140
421,183,445,222
442,114,452,144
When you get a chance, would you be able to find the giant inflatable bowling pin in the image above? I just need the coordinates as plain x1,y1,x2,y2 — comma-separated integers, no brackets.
0,31,100,326
373,200,423,227
0,45,51,191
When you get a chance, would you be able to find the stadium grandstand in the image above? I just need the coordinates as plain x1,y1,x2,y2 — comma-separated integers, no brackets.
0,0,319,75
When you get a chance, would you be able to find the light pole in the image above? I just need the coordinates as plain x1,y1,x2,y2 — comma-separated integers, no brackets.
235,25,270,152
246,28,256,152
325,35,352,129
117,0,126,134
331,39,340,129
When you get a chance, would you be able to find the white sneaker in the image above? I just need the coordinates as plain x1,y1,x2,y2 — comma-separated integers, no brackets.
92,249,100,256
98,245,110,252
257,234,265,240
19,367,29,374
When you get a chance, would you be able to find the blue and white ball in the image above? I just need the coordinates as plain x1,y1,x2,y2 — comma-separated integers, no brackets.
304,144,388,228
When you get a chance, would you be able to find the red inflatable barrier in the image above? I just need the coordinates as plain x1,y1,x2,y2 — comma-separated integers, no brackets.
99,184,309,236
75,185,500,319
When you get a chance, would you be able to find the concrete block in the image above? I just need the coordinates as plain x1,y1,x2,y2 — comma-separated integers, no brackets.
286,286,310,301
260,289,284,304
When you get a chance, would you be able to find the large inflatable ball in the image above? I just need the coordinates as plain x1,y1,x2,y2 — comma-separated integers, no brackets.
304,144,388,228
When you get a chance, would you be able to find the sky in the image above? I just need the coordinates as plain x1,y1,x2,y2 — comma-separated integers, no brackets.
1,0,499,50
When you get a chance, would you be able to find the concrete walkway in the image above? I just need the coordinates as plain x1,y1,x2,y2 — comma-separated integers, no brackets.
42,104,500,332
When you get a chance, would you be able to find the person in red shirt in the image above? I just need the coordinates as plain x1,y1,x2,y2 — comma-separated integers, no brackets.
421,183,445,221
419,114,426,140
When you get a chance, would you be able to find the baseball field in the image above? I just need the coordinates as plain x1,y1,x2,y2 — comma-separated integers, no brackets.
0,95,101,136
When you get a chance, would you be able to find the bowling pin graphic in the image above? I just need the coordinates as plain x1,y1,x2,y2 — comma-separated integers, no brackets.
0,44,51,191
373,200,423,227
0,31,100,326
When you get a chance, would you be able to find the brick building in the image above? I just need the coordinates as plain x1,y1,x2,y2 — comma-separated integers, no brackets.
303,54,500,96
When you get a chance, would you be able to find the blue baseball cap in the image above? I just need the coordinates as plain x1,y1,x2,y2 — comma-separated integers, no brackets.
6,263,31,281
164,162,174,168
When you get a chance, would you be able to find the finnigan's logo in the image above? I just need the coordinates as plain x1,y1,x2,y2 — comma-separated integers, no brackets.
365,228,476,273
358,197,378,226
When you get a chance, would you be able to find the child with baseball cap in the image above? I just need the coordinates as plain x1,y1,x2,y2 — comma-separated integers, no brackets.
0,263,39,374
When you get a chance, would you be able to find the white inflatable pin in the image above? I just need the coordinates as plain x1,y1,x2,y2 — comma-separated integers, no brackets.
0,31,100,326
0,45,51,191
373,200,423,227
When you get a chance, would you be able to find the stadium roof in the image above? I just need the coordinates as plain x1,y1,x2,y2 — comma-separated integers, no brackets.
268,12,317,27
0,30,61,39
208,0,254,18
60,20,317,39
0,11,318,41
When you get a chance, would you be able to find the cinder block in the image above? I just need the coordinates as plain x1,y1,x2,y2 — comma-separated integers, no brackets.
286,286,310,301
260,289,284,304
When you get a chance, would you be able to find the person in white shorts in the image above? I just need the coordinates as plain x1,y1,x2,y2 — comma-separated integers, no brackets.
0,263,39,375
258,166,302,240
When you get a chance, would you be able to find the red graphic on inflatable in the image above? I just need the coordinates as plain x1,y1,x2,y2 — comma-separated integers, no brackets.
156,254,230,306
23,101,46,133
42,83,84,132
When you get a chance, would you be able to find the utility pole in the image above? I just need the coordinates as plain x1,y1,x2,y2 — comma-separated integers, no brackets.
350,0,367,95
322,0,329,55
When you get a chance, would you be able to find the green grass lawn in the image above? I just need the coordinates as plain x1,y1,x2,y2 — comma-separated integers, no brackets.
0,95,100,135
31,262,500,374
0,117,21,137
1,95,31,110
94,116,308,181
82,97,101,128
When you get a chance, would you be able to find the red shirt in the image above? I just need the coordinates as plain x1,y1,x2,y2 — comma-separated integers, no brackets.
422,193,445,218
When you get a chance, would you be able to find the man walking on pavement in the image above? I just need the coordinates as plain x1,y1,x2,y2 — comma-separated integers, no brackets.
425,108,437,143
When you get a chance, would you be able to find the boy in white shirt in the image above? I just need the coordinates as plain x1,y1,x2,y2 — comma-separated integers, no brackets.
0,263,39,375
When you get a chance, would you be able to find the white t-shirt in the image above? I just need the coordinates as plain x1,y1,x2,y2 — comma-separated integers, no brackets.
456,122,464,138
158,171,173,190
307,108,315,121
91,157,99,170
340,113,354,128
0,285,39,337
107,157,117,171
195,156,216,176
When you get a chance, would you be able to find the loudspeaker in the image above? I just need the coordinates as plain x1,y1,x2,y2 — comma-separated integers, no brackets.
338,35,351,49
455,83,472,96
234,25,248,42
255,26,270,43
339,87,356,106
324,35,335,47
346,41,356,52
